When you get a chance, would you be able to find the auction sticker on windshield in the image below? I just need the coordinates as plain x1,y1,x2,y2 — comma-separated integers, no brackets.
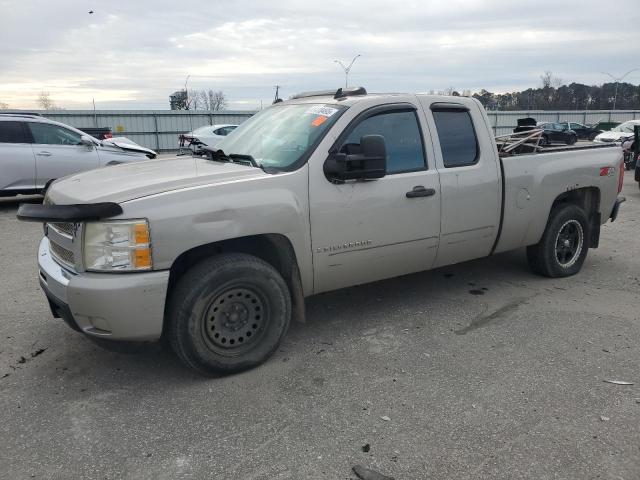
305,105,339,117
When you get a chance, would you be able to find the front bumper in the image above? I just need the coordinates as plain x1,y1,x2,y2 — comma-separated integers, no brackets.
38,237,170,341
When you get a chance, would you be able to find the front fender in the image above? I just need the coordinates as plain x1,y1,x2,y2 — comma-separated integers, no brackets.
120,166,313,293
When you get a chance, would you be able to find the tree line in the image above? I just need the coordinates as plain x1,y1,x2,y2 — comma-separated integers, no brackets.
466,72,640,111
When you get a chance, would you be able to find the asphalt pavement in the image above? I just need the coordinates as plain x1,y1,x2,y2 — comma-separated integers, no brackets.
1,173,639,480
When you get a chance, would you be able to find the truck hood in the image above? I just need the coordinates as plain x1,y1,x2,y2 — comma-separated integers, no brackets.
47,156,268,204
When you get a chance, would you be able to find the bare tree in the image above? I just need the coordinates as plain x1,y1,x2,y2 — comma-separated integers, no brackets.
38,91,57,110
540,71,563,89
184,89,228,111
0,101,9,110
204,90,227,111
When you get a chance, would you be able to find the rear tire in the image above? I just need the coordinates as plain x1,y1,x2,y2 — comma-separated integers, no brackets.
526,204,589,278
566,135,577,145
167,253,291,376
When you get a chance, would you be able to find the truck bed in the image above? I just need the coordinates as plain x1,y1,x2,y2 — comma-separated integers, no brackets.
494,143,623,254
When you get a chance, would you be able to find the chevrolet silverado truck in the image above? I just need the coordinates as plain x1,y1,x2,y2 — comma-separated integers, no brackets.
17,88,625,375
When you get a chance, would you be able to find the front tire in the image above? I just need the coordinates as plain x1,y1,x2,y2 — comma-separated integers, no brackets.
526,204,589,278
167,253,291,376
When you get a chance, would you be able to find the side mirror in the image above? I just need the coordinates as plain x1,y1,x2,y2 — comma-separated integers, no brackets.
324,134,387,182
80,135,95,147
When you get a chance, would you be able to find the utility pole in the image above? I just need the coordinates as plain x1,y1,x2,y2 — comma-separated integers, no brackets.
334,55,361,88
184,74,191,110
273,85,281,104
601,69,639,110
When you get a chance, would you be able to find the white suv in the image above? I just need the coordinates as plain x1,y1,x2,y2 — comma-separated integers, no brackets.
0,114,156,197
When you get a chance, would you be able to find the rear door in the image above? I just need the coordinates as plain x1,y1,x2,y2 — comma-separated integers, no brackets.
0,120,36,192
419,99,501,267
27,122,100,188
308,100,441,293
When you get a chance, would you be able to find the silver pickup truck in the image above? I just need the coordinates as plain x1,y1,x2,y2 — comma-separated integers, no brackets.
18,89,625,375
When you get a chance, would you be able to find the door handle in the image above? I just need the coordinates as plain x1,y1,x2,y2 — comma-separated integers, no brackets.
36,151,52,157
406,186,436,198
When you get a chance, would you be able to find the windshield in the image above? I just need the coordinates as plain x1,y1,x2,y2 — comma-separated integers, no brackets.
612,122,639,133
214,103,346,170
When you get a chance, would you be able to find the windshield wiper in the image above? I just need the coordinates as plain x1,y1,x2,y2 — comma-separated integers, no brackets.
203,148,276,174
203,147,232,162
229,153,279,174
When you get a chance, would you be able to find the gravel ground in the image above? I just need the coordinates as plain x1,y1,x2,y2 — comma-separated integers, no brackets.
0,172,639,480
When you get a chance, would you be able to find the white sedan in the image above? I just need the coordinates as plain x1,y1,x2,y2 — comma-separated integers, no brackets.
0,114,156,197
179,124,238,150
593,120,640,144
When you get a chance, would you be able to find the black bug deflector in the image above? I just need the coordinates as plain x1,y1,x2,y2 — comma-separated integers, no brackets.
16,202,123,223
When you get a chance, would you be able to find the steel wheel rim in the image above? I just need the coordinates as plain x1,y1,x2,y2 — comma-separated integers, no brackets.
554,219,584,268
201,287,268,355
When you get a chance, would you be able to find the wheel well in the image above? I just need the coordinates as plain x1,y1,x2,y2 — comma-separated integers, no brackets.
550,187,601,247
165,234,305,329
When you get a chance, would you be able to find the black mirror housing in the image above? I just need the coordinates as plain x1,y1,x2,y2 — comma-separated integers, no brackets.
324,134,387,182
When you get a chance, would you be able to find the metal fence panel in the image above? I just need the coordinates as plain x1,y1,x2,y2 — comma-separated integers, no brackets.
486,110,640,136
34,110,256,152
5,109,638,150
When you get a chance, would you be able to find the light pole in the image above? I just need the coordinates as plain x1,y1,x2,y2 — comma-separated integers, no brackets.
334,55,361,89
184,74,191,110
601,69,639,110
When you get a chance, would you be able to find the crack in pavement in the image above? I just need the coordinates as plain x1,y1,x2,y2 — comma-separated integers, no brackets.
455,297,529,335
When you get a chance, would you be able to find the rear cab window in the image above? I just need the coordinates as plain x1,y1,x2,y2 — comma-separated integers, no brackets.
0,121,28,143
431,105,479,168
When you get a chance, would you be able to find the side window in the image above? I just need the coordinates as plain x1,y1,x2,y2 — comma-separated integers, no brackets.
342,110,426,174
0,121,27,143
28,123,82,145
570,123,582,130
432,109,478,168
216,126,236,136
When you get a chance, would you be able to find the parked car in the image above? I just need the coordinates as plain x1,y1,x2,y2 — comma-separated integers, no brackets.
536,122,578,145
562,122,602,141
0,114,156,197
18,89,624,375
178,124,238,150
594,120,640,144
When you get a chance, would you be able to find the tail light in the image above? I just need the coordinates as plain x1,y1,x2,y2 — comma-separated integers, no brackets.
104,132,113,139
617,158,624,193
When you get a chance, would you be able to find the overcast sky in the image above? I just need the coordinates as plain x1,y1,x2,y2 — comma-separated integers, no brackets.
1,0,639,110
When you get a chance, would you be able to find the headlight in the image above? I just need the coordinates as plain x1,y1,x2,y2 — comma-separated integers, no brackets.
84,219,152,272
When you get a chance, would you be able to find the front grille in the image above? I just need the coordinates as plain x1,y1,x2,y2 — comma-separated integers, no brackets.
49,241,75,269
49,222,75,238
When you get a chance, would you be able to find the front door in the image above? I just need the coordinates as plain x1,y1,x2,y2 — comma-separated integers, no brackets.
309,101,441,294
27,122,100,189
